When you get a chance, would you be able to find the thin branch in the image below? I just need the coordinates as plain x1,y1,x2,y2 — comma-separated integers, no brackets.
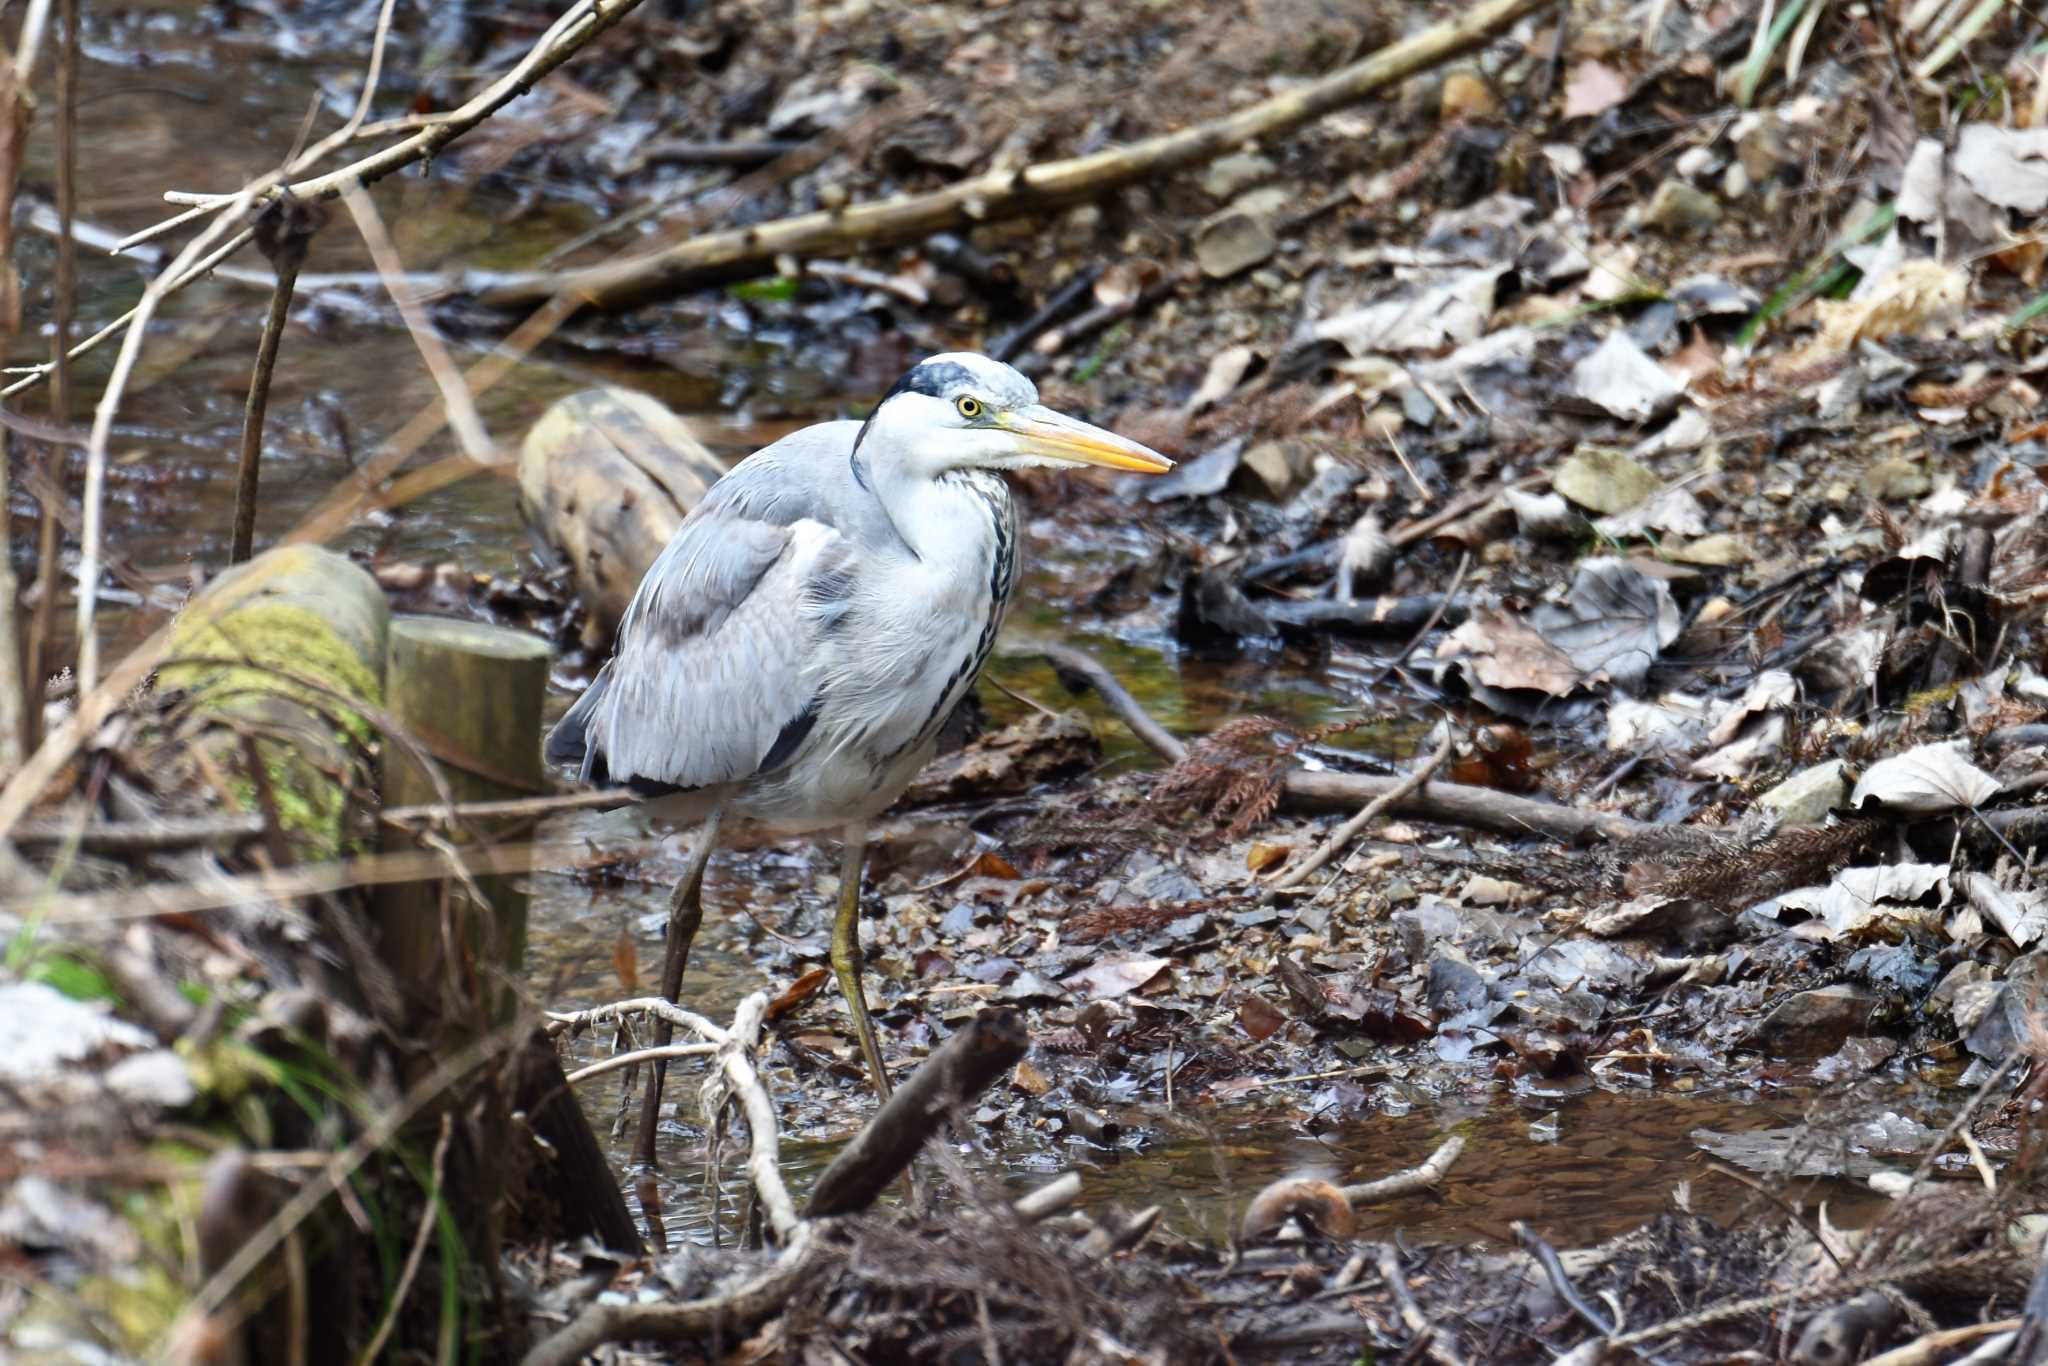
338,183,495,466
715,992,799,1242
231,213,310,564
562,1041,719,1086
1342,1134,1465,1206
545,997,731,1046
1275,730,1453,890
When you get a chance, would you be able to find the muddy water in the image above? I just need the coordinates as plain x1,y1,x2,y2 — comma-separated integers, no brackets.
40,6,1888,1256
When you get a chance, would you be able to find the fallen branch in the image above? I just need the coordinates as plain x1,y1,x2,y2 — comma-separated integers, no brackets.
1044,643,1691,847
805,1007,1030,1219
519,1225,819,1366
1342,1134,1465,1207
1275,731,1453,890
473,0,1546,310
562,1041,719,1086
714,992,800,1242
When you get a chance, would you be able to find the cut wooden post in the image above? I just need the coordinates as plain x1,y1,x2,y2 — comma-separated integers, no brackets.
375,616,551,1017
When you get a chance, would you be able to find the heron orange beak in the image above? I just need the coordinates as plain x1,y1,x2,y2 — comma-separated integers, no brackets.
999,405,1174,474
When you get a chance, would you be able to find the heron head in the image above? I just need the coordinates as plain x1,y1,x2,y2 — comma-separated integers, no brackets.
858,352,1172,479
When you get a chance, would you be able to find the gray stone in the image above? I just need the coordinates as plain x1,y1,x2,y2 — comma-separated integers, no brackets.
1196,209,1276,278
1392,899,1461,962
1755,760,1848,825
1642,179,1723,234
1426,946,1491,1013
1202,152,1278,200
1746,984,1877,1058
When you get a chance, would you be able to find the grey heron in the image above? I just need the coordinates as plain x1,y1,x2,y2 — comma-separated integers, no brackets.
547,353,1172,1125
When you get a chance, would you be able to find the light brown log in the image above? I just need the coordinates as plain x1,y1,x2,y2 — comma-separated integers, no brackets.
517,387,724,642
374,615,551,1014
475,0,1546,311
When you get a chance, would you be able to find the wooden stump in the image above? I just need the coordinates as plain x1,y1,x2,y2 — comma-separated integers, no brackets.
518,387,725,644
374,615,551,1015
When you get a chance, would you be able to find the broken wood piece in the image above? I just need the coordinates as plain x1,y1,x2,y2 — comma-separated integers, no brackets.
1012,1172,1083,1222
804,1007,1030,1218
517,387,725,642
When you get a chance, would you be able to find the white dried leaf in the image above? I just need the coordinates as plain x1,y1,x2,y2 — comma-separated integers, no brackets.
1954,871,2048,947
1952,124,2048,212
1849,742,1999,813
1572,330,1681,422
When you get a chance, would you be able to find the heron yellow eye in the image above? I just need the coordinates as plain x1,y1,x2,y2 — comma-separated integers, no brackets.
955,396,983,419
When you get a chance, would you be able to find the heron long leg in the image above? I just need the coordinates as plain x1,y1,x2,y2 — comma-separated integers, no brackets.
831,821,893,1102
632,805,724,1173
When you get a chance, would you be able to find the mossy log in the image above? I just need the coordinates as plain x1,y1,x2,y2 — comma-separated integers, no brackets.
518,387,724,644
157,544,388,860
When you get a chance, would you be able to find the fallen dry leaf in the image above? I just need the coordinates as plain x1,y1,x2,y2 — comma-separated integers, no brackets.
766,966,831,1021
1561,58,1631,120
612,925,639,993
1245,841,1290,873
1237,991,1288,1041
1062,956,1171,1001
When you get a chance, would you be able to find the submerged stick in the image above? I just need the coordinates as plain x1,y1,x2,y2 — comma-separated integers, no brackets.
805,1007,1029,1219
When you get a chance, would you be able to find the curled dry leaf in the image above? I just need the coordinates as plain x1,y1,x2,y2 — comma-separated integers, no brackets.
1240,1176,1357,1243
1561,59,1631,120
766,966,831,1020
1848,742,1999,814
1061,955,1172,1002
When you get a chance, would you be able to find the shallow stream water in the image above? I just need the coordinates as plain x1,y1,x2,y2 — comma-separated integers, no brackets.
29,2,1906,1257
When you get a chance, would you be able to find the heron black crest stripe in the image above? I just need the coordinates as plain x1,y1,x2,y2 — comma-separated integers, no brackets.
850,358,979,468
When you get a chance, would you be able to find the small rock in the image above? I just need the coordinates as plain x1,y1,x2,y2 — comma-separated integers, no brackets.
1554,444,1663,515
1670,533,1750,567
1392,899,1460,961
1746,985,1877,1059
1736,114,1794,184
1755,760,1848,825
1460,875,1526,906
1722,162,1751,200
1426,946,1491,1012
1641,179,1723,234
1195,209,1277,279
1861,458,1931,501
1201,151,1277,200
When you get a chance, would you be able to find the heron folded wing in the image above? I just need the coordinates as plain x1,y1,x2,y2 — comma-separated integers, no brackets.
577,510,847,793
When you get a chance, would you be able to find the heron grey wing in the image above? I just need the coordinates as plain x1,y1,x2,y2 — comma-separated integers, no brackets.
582,508,851,792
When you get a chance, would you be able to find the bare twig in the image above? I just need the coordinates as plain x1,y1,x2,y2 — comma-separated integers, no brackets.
231,201,316,564
338,184,495,466
1378,1241,1467,1366
1275,730,1454,890
519,1226,819,1366
545,996,731,1046
714,993,800,1242
563,1041,719,1086
1039,641,1187,763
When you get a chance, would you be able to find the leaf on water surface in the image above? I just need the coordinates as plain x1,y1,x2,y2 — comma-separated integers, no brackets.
1849,741,1999,813
1529,558,1681,694
1061,956,1171,1002
766,966,830,1020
